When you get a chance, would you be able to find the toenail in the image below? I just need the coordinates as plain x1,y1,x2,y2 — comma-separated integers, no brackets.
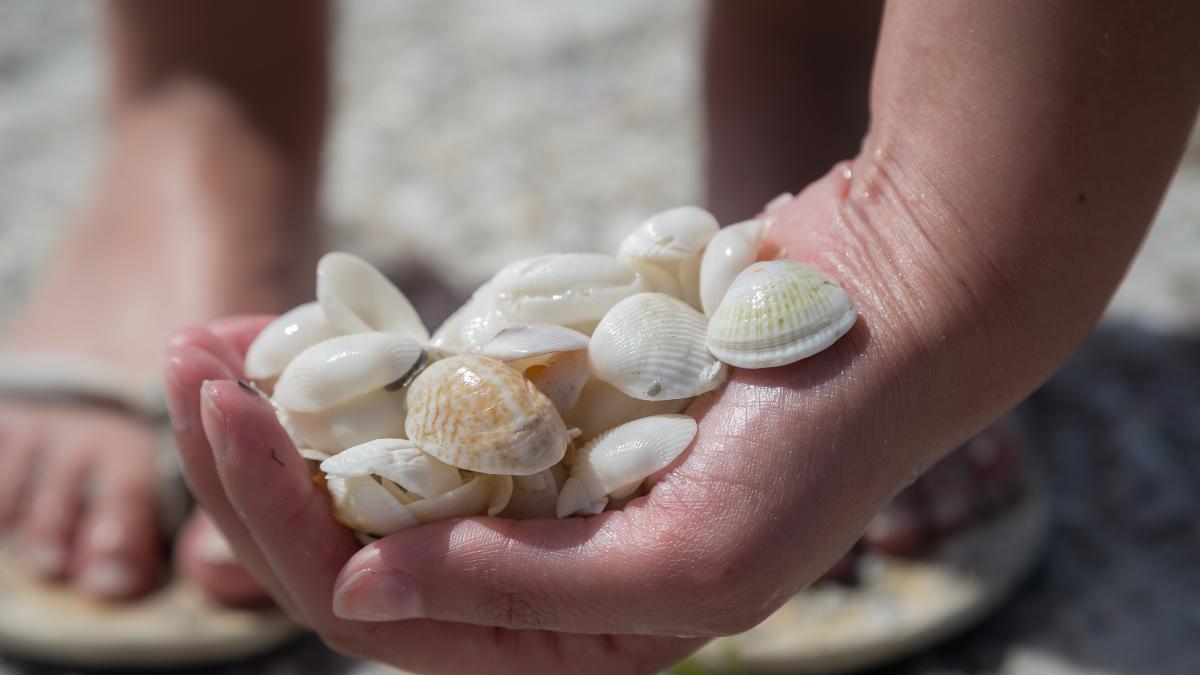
24,542,67,577
80,559,137,598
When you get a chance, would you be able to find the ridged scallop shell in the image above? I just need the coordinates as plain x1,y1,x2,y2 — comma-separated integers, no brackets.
563,377,690,442
326,475,418,536
616,206,719,262
490,253,651,326
276,387,407,452
500,469,560,519
588,293,727,401
273,332,425,413
406,474,513,523
699,219,765,316
245,302,341,381
321,438,462,498
317,252,430,342
568,414,697,503
405,355,570,475
706,260,857,368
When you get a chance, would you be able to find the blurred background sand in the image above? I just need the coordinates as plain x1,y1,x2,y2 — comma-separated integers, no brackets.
1,2,1198,674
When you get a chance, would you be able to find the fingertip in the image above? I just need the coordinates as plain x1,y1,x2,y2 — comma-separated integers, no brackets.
208,315,276,359
166,326,242,374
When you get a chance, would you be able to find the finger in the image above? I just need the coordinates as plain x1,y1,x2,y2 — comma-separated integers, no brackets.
207,314,276,359
0,416,40,528
18,443,90,579
200,379,360,626
167,325,245,375
164,341,298,614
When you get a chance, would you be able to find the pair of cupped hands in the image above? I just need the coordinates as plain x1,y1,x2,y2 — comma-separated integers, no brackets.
164,167,916,675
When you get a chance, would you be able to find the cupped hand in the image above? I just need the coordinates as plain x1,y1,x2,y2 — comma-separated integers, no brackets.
162,164,927,674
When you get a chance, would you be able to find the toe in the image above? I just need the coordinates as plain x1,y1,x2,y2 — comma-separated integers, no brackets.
18,442,91,579
175,510,271,607
0,413,40,529
917,449,977,535
862,488,926,556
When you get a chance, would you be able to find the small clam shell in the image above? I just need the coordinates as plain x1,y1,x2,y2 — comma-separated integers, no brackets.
699,219,765,316
405,355,570,475
321,438,462,498
570,414,697,502
245,302,341,381
479,324,589,361
273,332,424,413
519,350,589,416
406,474,512,523
326,475,418,536
481,324,590,415
706,260,857,368
490,253,651,326
500,469,560,519
616,206,719,262
317,252,430,342
589,293,727,401
276,387,407,452
556,476,607,518
563,377,690,442
631,261,683,299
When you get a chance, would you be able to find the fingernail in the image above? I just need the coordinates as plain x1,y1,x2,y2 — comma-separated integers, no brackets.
164,357,191,433
24,542,67,578
79,559,137,598
200,382,229,460
333,569,423,622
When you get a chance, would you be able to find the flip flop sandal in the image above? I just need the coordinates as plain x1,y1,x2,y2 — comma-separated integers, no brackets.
681,446,1051,674
0,352,302,669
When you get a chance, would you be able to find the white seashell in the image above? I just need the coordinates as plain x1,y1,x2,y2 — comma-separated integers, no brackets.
608,480,642,501
699,219,765,316
518,350,589,416
245,302,341,381
380,479,421,505
706,260,857,368
556,476,607,518
631,262,683,299
326,475,418,536
490,253,651,326
316,252,430,342
570,414,698,502
273,332,424,413
321,438,462,499
616,206,720,262
479,324,589,361
297,447,332,462
276,387,407,452
480,324,590,415
563,377,690,442
428,300,470,354
405,355,570,475
406,474,511,524
588,293,727,401
500,469,560,519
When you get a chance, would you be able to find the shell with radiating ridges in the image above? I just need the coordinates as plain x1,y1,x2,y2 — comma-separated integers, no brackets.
706,260,857,368
588,293,727,401
275,387,407,452
699,219,765,316
273,332,425,412
317,252,430,341
321,438,462,498
490,253,651,326
568,414,697,504
245,302,341,381
405,355,570,475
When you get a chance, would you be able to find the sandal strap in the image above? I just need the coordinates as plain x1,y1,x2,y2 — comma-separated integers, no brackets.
0,352,169,425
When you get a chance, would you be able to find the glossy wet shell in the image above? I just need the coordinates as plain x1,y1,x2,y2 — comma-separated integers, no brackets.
273,332,425,412
588,293,727,401
616,206,720,262
490,253,650,326
706,260,857,368
569,414,698,501
699,219,765,316
404,355,570,475
320,438,462,498
275,387,407,452
317,252,430,341
244,302,341,381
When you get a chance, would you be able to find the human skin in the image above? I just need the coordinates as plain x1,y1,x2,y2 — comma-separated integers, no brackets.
164,1,1200,672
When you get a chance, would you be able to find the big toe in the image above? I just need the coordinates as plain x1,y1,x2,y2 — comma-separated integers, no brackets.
175,510,270,607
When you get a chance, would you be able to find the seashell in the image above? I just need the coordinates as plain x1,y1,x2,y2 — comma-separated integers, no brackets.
245,302,341,381
380,478,421,505
569,414,698,502
276,387,407,452
321,438,462,498
406,474,512,523
490,253,651,326
616,206,719,262
706,260,857,368
699,219,765,316
631,262,683,299
273,332,424,413
563,377,690,442
555,476,607,518
500,469,560,519
481,324,590,415
405,355,570,475
588,293,727,401
479,324,589,361
428,299,470,354
326,475,418,536
297,447,332,462
316,252,430,342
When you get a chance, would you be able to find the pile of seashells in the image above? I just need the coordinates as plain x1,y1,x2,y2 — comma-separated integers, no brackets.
243,206,857,538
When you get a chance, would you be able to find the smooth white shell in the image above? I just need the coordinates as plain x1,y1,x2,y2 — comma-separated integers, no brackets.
405,355,570,474
616,206,719,262
500,469,560,519
317,252,430,341
326,475,418,536
276,387,407,452
555,476,607,518
569,414,698,502
699,219,765,316
481,324,590,415
490,253,651,326
706,260,857,368
245,302,341,381
479,324,589,361
563,377,690,442
589,293,727,401
273,332,424,413
321,438,462,498
406,474,513,523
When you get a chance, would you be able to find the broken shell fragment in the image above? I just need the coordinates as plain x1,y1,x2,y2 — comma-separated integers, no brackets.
406,474,512,523
405,355,570,475
317,252,430,342
490,253,651,326
568,414,698,503
273,332,424,413
320,438,462,499
326,475,418,536
699,219,765,316
556,476,607,518
481,324,590,415
588,293,727,401
706,260,857,368
245,302,341,381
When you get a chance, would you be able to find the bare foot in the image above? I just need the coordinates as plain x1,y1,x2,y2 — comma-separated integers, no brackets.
0,81,315,601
